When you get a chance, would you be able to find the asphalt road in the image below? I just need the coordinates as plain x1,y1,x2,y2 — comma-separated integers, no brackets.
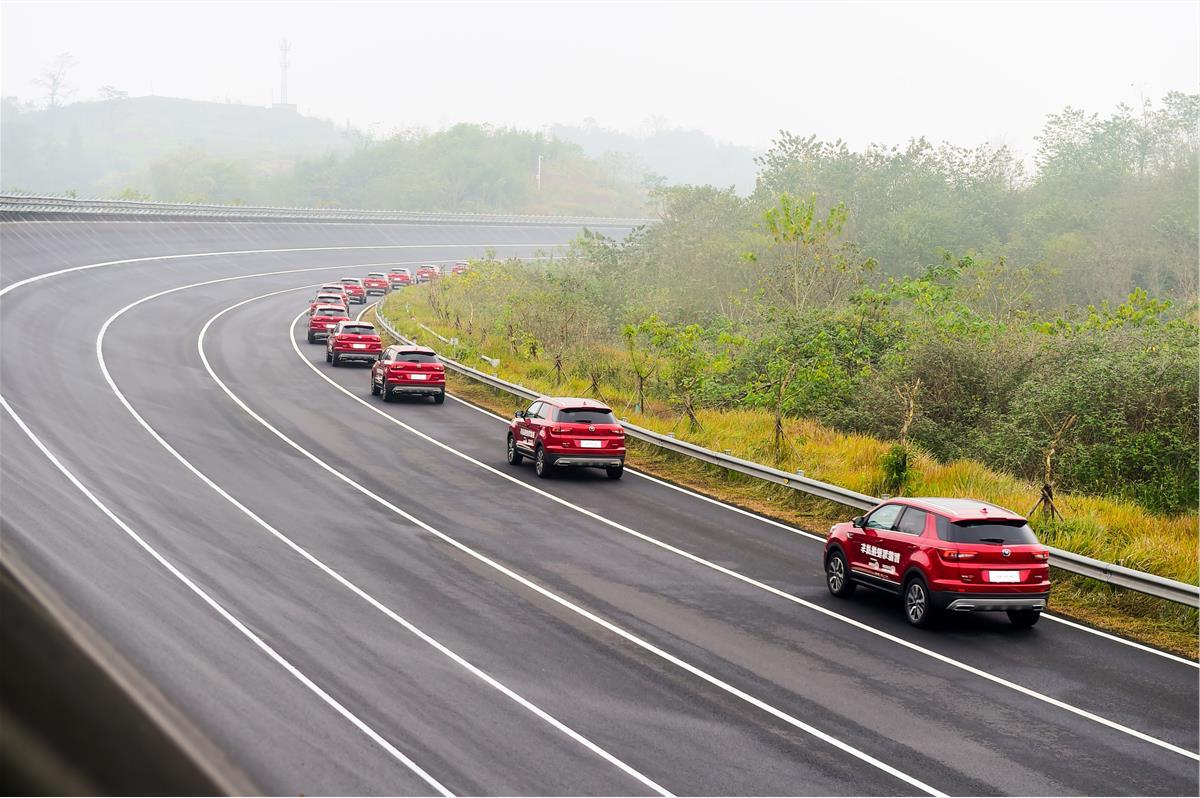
2,218,1197,796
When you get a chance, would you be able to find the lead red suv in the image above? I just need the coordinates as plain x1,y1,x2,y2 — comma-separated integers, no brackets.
415,265,439,283
507,397,626,480
371,345,446,403
824,497,1050,628
326,321,383,366
308,305,350,343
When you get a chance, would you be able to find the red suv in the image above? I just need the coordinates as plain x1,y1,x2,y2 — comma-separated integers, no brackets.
388,268,413,288
309,293,347,315
507,397,626,480
326,321,383,366
363,272,390,296
415,265,439,283
825,498,1050,627
451,261,469,276
308,305,350,343
371,345,446,403
317,284,350,307
340,278,367,304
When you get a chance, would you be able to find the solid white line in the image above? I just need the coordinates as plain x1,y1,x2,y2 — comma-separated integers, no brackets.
322,305,1200,762
0,393,454,797
98,272,672,797
195,296,948,795
370,309,1200,671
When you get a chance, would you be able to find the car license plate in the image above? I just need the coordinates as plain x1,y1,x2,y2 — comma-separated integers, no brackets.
325,323,336,329
351,343,367,349
987,570,1020,583
409,373,427,380
579,440,602,448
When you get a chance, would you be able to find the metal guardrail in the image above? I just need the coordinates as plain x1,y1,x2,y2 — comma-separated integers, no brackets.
374,304,1200,608
0,193,655,228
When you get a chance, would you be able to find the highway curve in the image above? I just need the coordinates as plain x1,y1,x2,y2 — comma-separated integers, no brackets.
2,218,1197,796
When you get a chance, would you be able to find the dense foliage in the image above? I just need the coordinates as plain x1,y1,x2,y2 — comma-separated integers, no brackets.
421,94,1198,514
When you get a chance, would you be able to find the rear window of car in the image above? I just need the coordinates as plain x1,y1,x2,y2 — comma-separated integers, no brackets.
367,273,385,278
935,518,1039,544
397,352,437,363
341,325,375,335
555,408,617,424
314,307,344,316
341,278,361,284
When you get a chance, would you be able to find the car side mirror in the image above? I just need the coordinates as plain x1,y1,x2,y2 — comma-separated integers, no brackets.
852,516,866,528
514,410,525,419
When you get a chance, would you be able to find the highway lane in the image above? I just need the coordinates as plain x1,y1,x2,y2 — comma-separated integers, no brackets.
3,219,1198,795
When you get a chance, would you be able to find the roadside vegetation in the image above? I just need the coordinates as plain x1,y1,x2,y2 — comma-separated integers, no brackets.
375,93,1200,655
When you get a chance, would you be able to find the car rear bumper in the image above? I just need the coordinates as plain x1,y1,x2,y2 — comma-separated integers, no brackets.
547,455,624,469
365,288,387,295
934,591,1049,612
386,383,444,396
333,351,381,362
309,329,336,339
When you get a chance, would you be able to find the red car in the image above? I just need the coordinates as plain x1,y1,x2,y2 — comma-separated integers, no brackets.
318,284,351,307
326,321,383,366
371,345,446,403
415,265,439,283
388,268,413,288
451,261,469,276
309,293,347,315
307,304,350,343
507,397,626,480
340,278,367,304
363,272,390,296
824,497,1051,628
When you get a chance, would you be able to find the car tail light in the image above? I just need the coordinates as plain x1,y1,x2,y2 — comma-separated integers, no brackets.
1032,550,1050,561
939,549,976,561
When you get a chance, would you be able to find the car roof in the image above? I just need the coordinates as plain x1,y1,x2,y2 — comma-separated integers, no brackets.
389,267,411,271
886,497,1026,523
389,345,436,354
341,278,362,283
313,305,347,313
537,396,612,411
366,272,385,276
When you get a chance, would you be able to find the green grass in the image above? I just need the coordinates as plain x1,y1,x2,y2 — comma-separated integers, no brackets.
377,290,1200,658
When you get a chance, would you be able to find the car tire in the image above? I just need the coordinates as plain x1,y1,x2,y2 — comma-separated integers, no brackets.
381,381,393,403
605,464,623,480
534,446,552,478
825,550,857,598
326,350,333,363
1007,609,1041,628
433,391,445,405
371,378,381,396
903,575,936,628
506,434,523,466
307,331,316,344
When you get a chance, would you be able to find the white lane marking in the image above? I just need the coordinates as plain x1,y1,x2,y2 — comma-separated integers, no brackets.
98,274,671,798
0,393,453,797
0,241,566,299
200,296,947,796
366,308,1200,671
322,307,1200,762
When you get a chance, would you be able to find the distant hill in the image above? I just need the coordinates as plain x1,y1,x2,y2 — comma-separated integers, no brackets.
551,124,760,194
1,96,357,197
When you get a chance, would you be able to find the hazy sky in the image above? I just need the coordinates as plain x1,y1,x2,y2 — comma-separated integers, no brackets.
3,1,1197,157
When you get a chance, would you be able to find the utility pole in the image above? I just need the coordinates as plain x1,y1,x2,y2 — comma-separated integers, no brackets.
279,39,290,105
536,154,543,192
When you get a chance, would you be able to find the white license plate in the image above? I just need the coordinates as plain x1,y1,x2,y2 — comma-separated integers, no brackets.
579,440,602,449
351,343,367,349
987,570,1020,583
325,324,336,329
409,373,427,380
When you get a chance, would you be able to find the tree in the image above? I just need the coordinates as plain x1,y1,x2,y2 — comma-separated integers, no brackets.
34,53,77,109
99,85,128,101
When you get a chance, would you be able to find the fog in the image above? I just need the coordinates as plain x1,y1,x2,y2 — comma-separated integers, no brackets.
3,0,1197,156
